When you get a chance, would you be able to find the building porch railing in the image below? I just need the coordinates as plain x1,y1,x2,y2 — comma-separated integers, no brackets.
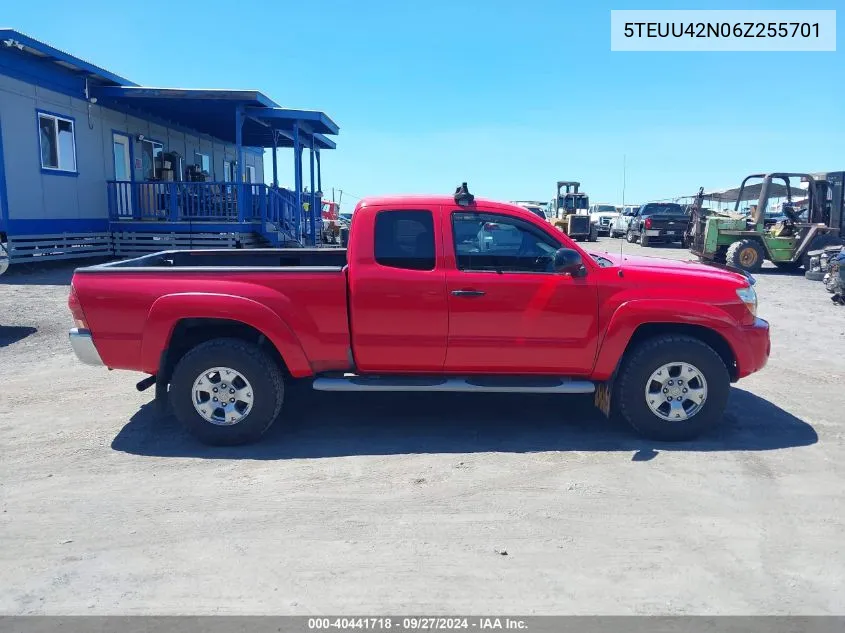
107,181,319,244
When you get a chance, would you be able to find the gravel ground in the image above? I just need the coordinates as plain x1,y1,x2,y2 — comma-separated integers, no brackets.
1,238,843,615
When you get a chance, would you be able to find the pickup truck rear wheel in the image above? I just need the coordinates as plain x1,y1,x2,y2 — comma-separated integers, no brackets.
169,338,284,445
614,335,730,441
639,232,650,247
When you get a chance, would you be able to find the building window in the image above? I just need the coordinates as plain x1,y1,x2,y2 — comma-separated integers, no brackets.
195,153,211,176
245,165,256,183
139,139,163,180
223,160,233,182
38,112,77,172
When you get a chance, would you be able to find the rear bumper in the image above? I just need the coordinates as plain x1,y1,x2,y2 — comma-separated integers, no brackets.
646,229,682,238
734,317,770,379
69,328,104,366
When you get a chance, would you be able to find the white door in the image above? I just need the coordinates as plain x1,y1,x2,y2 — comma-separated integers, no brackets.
112,133,133,216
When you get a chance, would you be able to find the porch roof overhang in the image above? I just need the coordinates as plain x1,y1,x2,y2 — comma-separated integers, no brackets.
89,85,338,150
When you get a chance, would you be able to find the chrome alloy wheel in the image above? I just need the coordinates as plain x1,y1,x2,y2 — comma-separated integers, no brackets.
644,362,708,422
192,367,254,426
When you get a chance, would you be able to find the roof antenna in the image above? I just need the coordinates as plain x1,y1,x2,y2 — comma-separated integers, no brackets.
454,182,474,206
619,155,626,277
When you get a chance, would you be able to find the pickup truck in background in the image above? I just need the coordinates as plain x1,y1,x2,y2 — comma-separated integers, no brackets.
626,202,690,247
609,205,640,238
588,204,621,237
68,185,770,446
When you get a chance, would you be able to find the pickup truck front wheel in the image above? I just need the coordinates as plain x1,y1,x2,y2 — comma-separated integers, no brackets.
614,335,730,441
170,338,285,445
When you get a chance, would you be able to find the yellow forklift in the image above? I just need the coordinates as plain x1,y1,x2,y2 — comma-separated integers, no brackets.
551,181,596,241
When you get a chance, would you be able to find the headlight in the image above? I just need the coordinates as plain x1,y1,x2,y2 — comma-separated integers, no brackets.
736,285,757,316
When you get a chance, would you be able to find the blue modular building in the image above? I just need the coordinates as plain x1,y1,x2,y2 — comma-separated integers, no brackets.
0,29,339,269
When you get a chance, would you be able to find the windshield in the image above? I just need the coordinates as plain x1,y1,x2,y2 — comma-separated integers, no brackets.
596,205,617,213
641,203,685,215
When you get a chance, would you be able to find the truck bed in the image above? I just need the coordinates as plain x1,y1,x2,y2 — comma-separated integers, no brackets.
83,248,348,271
71,248,351,375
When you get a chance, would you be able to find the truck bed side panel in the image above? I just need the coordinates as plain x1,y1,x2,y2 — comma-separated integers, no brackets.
73,270,350,376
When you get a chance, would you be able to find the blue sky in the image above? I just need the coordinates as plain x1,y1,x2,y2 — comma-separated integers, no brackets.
5,0,842,206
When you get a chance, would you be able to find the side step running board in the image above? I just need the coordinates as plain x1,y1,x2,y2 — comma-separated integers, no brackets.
312,375,595,394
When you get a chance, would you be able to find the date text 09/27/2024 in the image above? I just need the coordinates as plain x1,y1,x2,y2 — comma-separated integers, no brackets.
307,617,528,630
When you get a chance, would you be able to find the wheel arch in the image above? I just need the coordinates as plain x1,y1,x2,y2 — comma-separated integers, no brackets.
158,318,293,387
140,293,312,379
623,323,737,382
593,302,741,382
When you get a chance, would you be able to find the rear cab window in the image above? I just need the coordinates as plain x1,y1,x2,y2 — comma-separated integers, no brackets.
374,209,436,271
642,203,686,216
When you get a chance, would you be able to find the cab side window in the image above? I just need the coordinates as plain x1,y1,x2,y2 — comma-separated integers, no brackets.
452,212,559,273
374,210,435,271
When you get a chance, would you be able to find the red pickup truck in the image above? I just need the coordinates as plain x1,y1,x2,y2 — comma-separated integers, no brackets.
68,185,770,445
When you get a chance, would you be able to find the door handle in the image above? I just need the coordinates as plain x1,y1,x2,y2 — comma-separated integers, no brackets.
451,289,486,297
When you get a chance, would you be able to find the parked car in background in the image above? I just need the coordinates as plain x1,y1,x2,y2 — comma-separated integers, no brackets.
512,201,549,221
589,204,620,236
626,202,689,247
610,205,640,238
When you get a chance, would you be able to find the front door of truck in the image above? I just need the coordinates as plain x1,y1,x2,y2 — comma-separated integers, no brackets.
444,210,599,375
348,207,449,372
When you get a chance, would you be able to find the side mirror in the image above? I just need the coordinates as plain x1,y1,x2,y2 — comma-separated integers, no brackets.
553,248,586,277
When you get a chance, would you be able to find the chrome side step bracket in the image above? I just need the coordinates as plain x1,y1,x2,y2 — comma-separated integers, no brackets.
312,375,595,394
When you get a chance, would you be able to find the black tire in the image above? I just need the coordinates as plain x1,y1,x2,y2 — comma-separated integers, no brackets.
613,335,730,441
805,270,826,281
726,239,765,273
639,232,650,247
802,234,844,271
169,338,284,445
626,229,636,243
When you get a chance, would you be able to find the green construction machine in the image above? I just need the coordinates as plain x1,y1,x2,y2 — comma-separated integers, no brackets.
550,181,597,242
686,172,844,274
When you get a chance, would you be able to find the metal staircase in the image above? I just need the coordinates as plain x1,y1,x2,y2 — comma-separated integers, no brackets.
260,187,306,247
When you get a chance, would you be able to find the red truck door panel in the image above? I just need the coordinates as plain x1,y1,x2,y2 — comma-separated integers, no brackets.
443,209,599,375
347,207,449,372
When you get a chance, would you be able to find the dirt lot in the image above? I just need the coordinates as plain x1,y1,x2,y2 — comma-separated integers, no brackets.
1,238,844,615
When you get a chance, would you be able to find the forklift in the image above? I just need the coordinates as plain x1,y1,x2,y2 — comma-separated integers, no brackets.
686,172,844,274
551,181,597,242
